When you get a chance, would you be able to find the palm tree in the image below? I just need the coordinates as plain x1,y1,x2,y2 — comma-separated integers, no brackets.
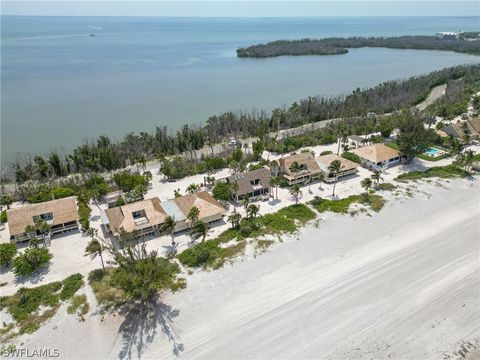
242,196,251,212
243,142,249,155
230,181,239,202
269,176,280,200
187,206,200,225
328,160,343,197
85,228,105,271
461,122,471,143
246,204,260,219
227,211,242,230
35,220,51,247
160,216,177,245
25,224,37,244
360,177,373,194
336,125,348,155
190,220,209,243
289,184,302,204
186,183,200,194
462,149,475,170
371,170,383,186
289,161,302,177
318,172,325,190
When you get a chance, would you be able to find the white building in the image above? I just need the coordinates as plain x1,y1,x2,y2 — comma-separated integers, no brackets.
350,143,402,171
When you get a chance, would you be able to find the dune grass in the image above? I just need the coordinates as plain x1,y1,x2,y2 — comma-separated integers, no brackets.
309,193,386,213
395,165,470,182
178,204,316,269
0,274,84,340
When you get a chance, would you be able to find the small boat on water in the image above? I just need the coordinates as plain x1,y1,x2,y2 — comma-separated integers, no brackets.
89,34,96,37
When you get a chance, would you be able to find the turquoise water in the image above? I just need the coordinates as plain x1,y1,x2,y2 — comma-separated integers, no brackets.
425,147,443,156
1,16,479,164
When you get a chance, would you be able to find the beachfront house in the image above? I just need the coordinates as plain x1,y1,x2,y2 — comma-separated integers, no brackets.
7,196,79,243
103,191,225,238
350,143,401,171
442,118,480,139
278,152,322,185
316,154,359,182
103,197,167,238
225,167,271,203
172,191,226,231
347,135,369,149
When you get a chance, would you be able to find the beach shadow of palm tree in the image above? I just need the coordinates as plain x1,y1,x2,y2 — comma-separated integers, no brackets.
116,298,183,359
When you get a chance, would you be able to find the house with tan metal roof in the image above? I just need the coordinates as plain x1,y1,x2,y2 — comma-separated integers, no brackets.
225,167,271,203
103,197,167,237
350,143,401,170
103,191,225,238
172,191,226,231
7,196,79,243
278,152,322,185
316,154,359,182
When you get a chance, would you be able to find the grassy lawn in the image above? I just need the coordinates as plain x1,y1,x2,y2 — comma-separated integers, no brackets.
178,204,316,269
416,152,451,162
0,274,84,340
309,193,386,213
385,141,451,162
395,165,470,182
384,142,399,150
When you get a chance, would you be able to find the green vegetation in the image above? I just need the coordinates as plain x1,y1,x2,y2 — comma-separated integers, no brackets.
0,210,7,224
0,274,83,339
10,64,479,185
60,273,84,300
341,151,361,163
319,150,333,156
67,294,89,317
395,112,436,162
416,152,451,162
0,243,17,267
90,239,186,306
179,204,316,268
212,181,233,202
12,247,52,277
77,193,92,231
88,268,125,309
112,171,149,192
237,36,480,58
177,238,247,269
395,165,471,181
26,186,76,204
376,182,397,191
309,193,386,213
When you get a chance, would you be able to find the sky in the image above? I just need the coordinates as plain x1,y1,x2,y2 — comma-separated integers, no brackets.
1,1,479,17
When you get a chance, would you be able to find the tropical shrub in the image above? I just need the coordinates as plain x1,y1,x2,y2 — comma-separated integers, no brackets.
12,248,52,277
0,243,17,267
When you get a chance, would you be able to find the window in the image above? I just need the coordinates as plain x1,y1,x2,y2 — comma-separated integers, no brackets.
250,179,260,186
132,210,145,219
33,212,53,222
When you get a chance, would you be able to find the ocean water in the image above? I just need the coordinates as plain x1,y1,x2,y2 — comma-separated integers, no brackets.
1,16,479,164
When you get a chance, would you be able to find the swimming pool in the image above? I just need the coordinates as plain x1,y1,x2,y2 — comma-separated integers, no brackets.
424,147,444,157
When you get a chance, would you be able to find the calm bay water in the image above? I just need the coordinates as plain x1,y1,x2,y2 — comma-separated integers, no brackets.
1,16,479,164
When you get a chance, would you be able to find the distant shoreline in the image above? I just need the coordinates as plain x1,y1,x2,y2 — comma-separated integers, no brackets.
237,35,480,58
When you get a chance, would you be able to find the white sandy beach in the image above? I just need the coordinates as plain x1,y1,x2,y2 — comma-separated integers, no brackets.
6,178,479,360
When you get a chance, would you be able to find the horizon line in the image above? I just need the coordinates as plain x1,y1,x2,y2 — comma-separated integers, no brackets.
2,14,479,18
